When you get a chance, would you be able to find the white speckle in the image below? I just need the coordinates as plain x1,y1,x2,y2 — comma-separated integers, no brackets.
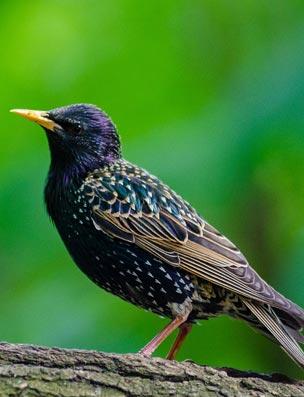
119,260,124,264
85,217,90,221
79,209,83,213
160,288,167,293
119,271,125,276
176,288,182,294
148,292,154,297
79,220,83,224
148,272,153,278
73,214,77,219
184,285,191,291
135,277,142,283
146,260,152,266
179,278,185,284
160,266,166,273
165,273,172,281
136,266,142,272
152,300,157,305
174,282,179,288
155,279,161,284
95,256,100,261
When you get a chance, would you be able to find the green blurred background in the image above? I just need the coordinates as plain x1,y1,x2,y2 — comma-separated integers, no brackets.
0,0,304,377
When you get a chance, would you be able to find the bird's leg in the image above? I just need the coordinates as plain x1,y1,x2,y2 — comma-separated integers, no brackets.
139,313,189,357
166,322,192,360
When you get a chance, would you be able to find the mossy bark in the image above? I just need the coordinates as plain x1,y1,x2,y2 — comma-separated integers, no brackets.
0,342,302,396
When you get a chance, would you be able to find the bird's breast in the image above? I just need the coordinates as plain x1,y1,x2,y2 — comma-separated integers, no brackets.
45,175,225,321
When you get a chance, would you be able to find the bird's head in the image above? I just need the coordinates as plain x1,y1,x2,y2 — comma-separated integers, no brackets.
11,104,121,178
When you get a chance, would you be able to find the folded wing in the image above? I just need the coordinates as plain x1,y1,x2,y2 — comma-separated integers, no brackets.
84,162,304,328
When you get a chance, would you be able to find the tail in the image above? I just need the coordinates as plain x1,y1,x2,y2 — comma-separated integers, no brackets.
242,299,304,369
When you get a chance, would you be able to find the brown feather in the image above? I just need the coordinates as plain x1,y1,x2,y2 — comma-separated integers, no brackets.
87,163,304,327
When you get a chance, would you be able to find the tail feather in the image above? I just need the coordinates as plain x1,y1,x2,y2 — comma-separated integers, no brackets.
243,299,304,369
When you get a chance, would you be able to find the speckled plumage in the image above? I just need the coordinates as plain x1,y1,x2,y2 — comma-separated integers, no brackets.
13,103,304,369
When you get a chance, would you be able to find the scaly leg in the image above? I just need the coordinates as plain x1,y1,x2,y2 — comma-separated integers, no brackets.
139,313,189,357
166,322,192,360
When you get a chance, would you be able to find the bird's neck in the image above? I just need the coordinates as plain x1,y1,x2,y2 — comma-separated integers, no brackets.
44,132,121,219
44,153,116,221
48,155,101,185
45,131,121,186
45,163,82,220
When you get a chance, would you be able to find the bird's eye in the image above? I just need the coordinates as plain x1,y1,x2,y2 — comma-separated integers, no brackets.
73,122,82,133
61,120,82,134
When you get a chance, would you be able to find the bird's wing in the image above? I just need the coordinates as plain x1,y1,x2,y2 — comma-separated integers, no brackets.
84,162,299,314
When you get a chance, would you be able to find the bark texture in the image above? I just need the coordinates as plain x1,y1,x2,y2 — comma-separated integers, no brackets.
0,342,302,397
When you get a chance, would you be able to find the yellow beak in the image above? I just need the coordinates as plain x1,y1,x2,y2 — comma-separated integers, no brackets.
10,109,58,131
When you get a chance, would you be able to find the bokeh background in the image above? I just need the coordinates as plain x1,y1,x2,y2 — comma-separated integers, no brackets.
0,0,304,377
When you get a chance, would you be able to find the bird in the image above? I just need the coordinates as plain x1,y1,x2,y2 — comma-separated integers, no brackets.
11,103,304,368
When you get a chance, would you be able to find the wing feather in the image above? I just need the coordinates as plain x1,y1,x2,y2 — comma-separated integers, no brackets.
85,161,304,322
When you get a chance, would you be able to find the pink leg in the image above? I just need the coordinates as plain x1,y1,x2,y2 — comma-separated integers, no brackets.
166,323,192,360
139,313,189,357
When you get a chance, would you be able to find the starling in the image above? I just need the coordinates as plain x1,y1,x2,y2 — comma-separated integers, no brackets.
11,104,304,368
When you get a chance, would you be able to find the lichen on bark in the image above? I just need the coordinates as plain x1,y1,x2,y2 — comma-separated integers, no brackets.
0,342,302,396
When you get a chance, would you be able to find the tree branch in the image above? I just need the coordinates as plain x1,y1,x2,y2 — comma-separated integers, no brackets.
0,342,302,396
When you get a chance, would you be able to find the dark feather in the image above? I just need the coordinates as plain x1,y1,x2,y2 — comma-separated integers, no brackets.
86,160,304,330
